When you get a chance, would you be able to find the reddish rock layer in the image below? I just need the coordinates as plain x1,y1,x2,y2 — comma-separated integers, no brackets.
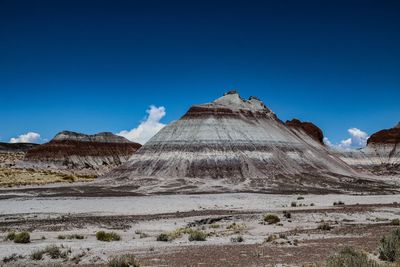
25,140,141,160
367,125,400,145
285,119,324,144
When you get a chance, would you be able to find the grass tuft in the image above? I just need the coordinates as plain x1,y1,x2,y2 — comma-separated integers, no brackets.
107,254,140,267
13,231,30,243
45,245,63,259
58,234,84,240
30,244,70,261
327,247,380,267
391,219,400,226
156,233,170,242
5,231,16,241
96,231,121,242
156,227,201,242
188,230,207,241
226,222,247,233
379,228,400,262
263,214,280,224
30,249,44,261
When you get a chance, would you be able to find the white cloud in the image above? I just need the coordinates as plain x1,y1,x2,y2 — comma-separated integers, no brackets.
10,132,41,143
347,128,369,147
339,138,352,148
323,137,333,147
324,128,369,150
117,105,166,144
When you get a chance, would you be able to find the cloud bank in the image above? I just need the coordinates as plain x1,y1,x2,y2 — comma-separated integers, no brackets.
10,132,41,143
117,105,166,144
324,128,369,150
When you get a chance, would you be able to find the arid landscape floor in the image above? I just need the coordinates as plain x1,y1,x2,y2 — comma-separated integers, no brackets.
1,193,400,266
0,153,96,187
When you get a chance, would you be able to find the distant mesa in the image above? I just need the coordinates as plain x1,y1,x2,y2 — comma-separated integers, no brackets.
53,131,133,143
23,131,141,175
100,91,386,194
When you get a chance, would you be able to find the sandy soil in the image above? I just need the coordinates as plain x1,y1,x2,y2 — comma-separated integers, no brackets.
1,193,400,266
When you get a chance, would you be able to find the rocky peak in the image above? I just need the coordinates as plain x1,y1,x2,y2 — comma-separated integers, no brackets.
224,90,239,96
212,91,274,113
395,122,400,129
182,91,276,119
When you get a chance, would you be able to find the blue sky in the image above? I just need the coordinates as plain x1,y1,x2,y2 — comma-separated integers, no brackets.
0,0,399,146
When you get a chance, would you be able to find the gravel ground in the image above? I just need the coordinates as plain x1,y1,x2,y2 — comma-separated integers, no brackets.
1,193,400,266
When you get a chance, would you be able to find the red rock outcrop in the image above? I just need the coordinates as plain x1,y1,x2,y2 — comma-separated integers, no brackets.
285,119,324,144
367,124,400,145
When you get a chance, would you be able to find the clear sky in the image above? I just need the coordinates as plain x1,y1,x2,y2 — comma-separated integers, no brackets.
0,0,399,146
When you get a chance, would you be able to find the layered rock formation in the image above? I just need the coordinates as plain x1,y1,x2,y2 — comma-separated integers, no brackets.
102,92,386,194
338,123,400,176
23,131,141,175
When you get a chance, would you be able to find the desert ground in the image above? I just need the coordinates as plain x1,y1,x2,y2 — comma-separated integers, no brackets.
1,191,400,266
